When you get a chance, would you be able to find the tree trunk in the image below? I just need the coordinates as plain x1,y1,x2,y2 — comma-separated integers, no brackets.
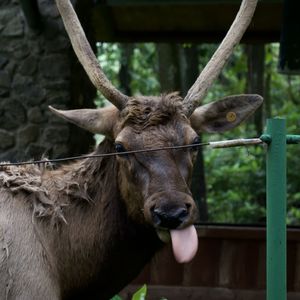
157,43,180,92
119,43,134,96
246,44,265,135
178,45,208,222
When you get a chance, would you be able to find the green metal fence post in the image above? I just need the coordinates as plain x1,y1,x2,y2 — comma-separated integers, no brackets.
266,118,287,300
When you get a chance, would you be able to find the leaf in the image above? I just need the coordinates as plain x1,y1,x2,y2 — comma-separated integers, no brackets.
132,284,147,300
110,295,123,300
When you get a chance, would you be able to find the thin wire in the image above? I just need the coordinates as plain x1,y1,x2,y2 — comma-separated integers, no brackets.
0,142,210,167
0,137,266,168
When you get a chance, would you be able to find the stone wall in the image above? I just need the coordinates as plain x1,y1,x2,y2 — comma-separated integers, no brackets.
0,0,95,162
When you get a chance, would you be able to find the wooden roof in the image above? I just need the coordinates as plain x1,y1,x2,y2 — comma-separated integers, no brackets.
91,0,283,43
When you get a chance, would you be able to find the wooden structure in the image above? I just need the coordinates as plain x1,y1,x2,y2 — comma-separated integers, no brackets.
120,225,300,300
21,0,283,43
92,0,283,43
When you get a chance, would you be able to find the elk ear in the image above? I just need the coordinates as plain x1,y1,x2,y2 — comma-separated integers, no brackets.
190,94,263,133
49,105,119,137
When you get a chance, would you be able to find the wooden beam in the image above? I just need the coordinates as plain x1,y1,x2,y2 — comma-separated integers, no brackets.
104,0,282,6
92,1,282,43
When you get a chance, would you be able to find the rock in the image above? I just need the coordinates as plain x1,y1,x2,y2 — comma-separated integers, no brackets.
0,88,9,97
11,74,34,94
44,91,70,106
42,126,69,144
19,84,46,106
51,144,69,158
0,149,19,163
39,54,70,79
42,80,69,90
25,143,47,159
0,129,15,150
39,0,60,18
0,7,19,26
2,14,24,37
0,99,26,129
1,39,29,59
45,35,70,53
17,124,39,147
0,70,11,88
19,55,38,76
27,38,44,55
28,107,46,123
12,73,33,87
4,60,17,77
0,1,11,8
43,18,64,40
0,56,8,68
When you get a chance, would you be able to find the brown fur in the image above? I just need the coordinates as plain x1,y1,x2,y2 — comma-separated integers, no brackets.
121,93,187,131
0,139,163,300
0,93,197,300
0,91,261,299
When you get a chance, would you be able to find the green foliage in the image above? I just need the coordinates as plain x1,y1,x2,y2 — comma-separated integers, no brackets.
132,284,147,300
110,285,150,300
96,43,159,101
110,295,123,300
130,44,160,95
204,145,266,223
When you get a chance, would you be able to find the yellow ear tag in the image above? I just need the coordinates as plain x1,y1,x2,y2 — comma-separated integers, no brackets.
226,111,237,122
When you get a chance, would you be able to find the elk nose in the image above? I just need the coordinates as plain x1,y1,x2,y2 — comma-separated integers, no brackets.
152,207,189,229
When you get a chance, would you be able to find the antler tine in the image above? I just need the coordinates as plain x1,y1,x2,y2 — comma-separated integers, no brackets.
55,0,129,110
183,0,258,117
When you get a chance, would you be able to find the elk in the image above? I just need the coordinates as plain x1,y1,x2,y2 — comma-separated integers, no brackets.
0,0,262,299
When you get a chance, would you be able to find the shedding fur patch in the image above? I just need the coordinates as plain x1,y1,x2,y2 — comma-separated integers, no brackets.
0,164,69,224
0,141,113,225
0,164,47,194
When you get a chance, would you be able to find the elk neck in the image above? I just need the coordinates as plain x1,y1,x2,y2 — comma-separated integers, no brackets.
41,138,162,299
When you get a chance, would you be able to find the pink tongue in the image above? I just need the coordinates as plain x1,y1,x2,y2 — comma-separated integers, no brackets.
170,225,198,263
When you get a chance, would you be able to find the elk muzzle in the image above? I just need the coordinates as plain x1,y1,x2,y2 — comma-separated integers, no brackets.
144,191,199,263
151,205,189,229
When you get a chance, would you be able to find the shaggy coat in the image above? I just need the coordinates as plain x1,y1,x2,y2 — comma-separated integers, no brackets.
0,140,163,300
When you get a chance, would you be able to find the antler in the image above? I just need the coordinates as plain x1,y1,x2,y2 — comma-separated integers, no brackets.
183,0,258,116
55,0,129,110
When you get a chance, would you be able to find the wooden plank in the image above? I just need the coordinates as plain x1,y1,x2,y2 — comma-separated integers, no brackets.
93,3,282,42
182,238,222,286
196,225,300,242
287,242,297,291
256,241,266,289
197,225,266,240
218,240,236,287
231,241,260,289
120,285,299,300
293,243,300,291
149,243,184,285
106,0,282,6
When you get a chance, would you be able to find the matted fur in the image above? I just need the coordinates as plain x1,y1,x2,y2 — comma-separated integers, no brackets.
0,141,114,226
0,139,163,299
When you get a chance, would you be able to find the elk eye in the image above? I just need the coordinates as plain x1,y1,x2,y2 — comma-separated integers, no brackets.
115,143,127,153
191,136,201,152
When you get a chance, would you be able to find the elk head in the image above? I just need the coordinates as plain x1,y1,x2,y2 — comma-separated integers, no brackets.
51,0,262,263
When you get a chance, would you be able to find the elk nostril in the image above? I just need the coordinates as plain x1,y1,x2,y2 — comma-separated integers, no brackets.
177,207,188,221
185,203,191,210
151,208,162,225
151,207,189,229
